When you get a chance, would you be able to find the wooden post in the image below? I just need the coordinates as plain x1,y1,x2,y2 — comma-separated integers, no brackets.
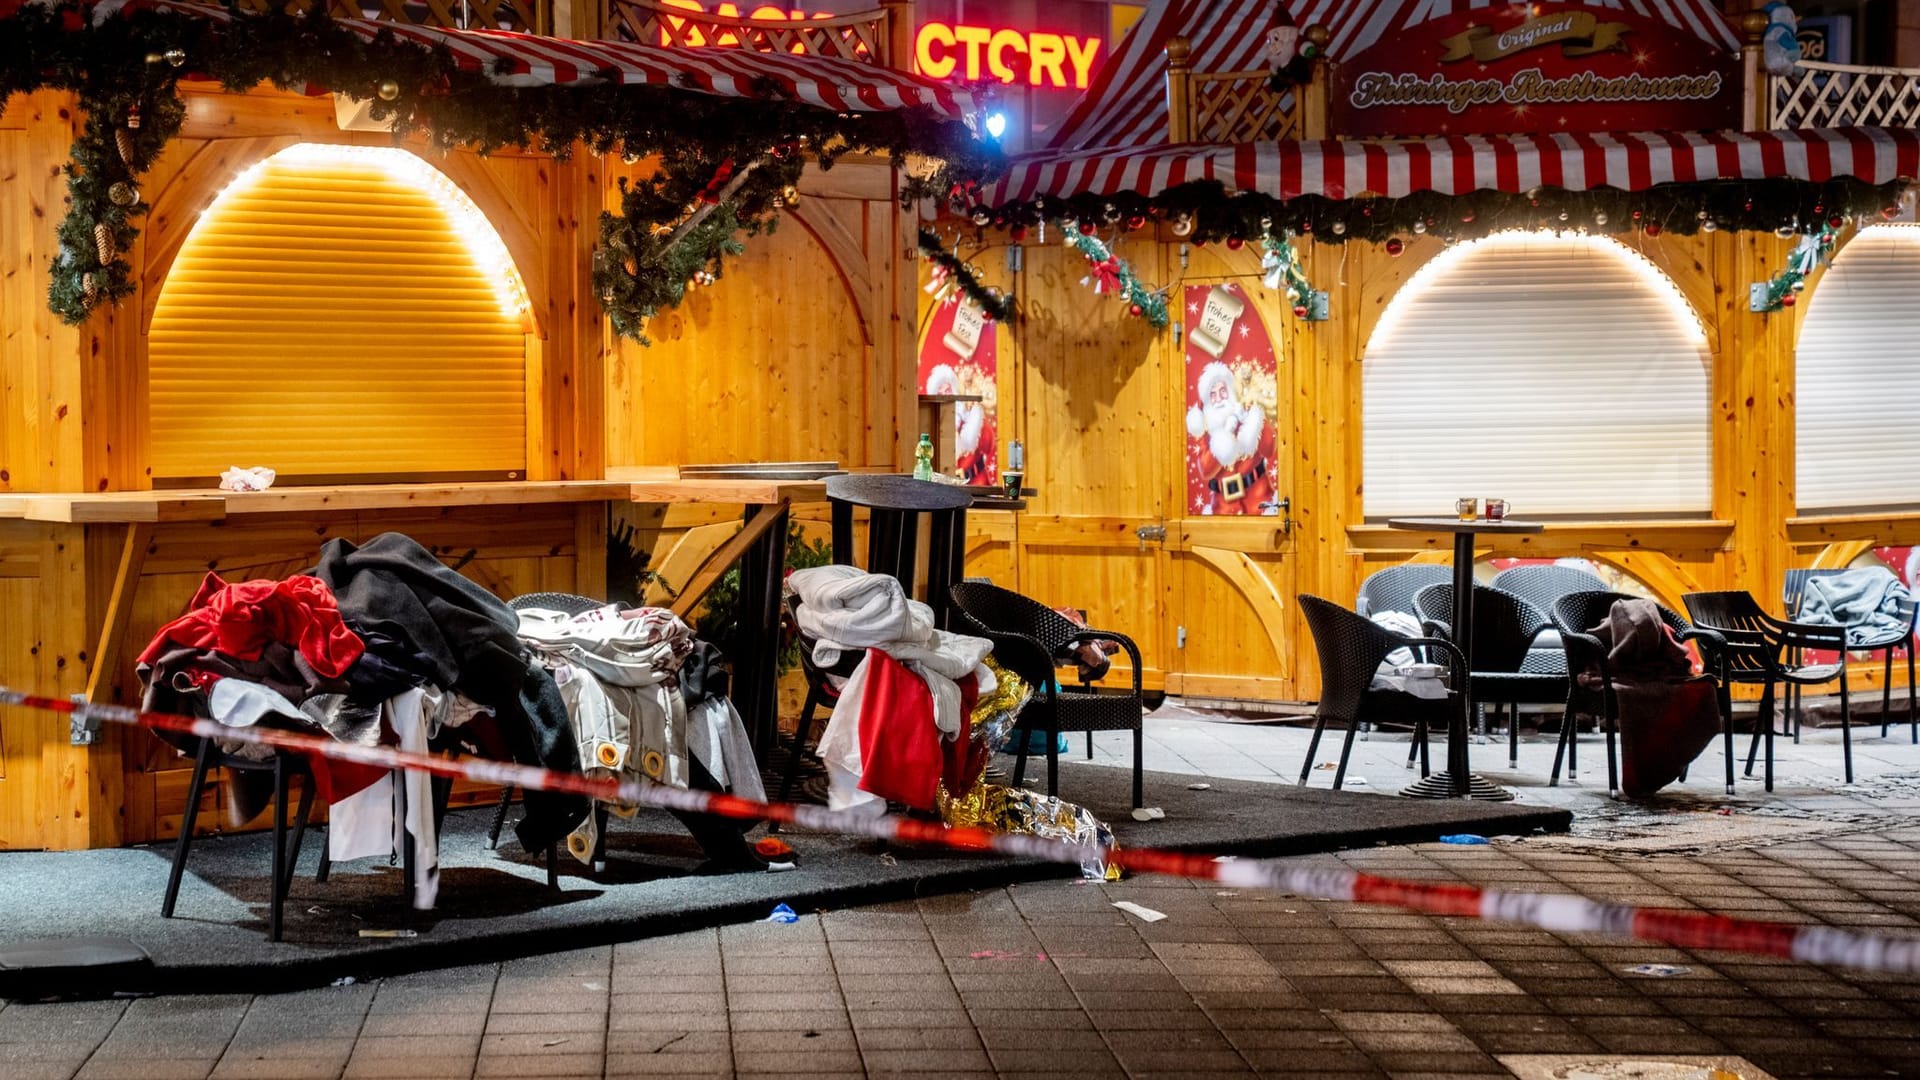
1301,24,1331,139
1740,4,1770,129
880,0,915,71
1166,35,1193,143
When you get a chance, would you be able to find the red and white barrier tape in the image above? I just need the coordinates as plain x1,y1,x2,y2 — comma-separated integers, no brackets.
6,687,1918,976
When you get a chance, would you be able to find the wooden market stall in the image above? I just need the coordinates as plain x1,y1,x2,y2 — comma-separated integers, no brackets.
0,0,986,850
918,0,1920,707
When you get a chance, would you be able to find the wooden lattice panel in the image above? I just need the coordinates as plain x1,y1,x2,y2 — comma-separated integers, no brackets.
1193,71,1301,144
1771,62,1920,130
174,0,547,33
608,0,887,64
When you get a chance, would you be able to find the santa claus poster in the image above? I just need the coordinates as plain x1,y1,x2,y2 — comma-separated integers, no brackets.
1185,283,1280,516
917,295,998,485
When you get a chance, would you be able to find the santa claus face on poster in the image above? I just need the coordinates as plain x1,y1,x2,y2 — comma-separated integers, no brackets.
917,296,998,484
1184,283,1279,516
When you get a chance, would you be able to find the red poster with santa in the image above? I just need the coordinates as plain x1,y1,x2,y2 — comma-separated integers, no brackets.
917,295,997,485
1184,283,1279,516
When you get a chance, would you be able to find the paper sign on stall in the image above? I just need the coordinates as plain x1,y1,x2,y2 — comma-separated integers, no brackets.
1189,285,1245,359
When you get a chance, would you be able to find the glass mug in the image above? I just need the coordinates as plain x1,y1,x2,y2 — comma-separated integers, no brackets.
1455,497,1478,521
1485,498,1508,522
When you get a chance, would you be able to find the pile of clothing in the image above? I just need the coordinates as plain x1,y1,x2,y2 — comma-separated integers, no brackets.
515,602,765,870
790,566,1115,877
1578,597,1721,797
138,532,595,908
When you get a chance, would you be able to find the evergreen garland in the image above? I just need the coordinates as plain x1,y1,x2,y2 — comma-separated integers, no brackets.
915,228,1013,322
0,2,996,336
1064,227,1168,329
981,179,1910,251
1259,232,1322,321
1751,217,1843,312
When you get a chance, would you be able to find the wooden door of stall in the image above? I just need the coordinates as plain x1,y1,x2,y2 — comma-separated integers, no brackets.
1163,246,1295,701
1009,238,1172,689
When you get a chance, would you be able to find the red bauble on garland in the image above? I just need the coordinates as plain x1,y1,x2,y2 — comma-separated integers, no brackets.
1384,237,1405,257
1009,223,1028,243
1292,304,1309,318
1225,237,1244,250
1077,219,1097,235
1644,222,1662,237
1128,303,1143,317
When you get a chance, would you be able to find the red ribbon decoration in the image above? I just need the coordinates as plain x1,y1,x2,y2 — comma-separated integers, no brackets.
697,158,736,204
1085,256,1122,295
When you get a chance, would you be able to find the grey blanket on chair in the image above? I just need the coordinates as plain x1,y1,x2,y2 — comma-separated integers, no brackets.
1799,567,1910,646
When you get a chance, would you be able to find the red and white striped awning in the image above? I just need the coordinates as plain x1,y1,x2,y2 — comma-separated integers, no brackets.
99,0,977,119
989,128,1920,206
1290,0,1741,60
1046,0,1280,152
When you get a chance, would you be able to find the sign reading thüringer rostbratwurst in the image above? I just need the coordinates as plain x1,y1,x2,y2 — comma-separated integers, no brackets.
1329,3,1741,137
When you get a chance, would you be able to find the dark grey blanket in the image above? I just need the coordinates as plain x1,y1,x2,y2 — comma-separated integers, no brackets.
306,533,588,852
1800,567,1911,647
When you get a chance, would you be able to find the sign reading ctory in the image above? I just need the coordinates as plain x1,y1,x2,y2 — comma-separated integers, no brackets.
1330,3,1741,137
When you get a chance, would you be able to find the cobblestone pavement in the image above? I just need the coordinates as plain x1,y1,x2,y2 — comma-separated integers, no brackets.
7,717,1920,1080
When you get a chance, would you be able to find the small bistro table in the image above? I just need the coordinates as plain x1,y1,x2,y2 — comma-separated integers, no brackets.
1384,517,1545,800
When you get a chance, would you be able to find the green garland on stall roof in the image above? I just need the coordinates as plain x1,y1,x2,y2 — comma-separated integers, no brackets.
915,228,1014,322
1259,232,1321,319
1752,217,1844,312
1064,228,1169,329
982,179,1912,250
0,2,999,336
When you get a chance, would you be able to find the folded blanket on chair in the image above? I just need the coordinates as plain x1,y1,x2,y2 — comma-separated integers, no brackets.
1800,567,1910,646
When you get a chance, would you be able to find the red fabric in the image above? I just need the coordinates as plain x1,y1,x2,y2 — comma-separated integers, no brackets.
297,753,387,806
941,673,984,796
855,649,943,811
137,572,364,678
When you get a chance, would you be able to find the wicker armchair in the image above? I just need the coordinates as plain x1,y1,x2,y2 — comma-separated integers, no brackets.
1551,591,1731,796
1356,564,1451,619
948,581,1146,809
1296,594,1465,790
1413,583,1570,771
1683,590,1848,789
1491,563,1610,675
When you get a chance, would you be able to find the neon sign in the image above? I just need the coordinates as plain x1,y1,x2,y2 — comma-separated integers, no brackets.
915,23,1101,89
654,2,1101,89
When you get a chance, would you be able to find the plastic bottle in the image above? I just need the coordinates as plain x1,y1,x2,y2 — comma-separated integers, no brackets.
913,433,935,480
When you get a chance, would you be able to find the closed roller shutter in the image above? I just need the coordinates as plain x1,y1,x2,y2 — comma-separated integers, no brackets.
1797,224,1920,512
149,144,530,481
1362,232,1712,519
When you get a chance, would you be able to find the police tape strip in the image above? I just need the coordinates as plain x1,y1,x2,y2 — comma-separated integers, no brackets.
7,687,1918,976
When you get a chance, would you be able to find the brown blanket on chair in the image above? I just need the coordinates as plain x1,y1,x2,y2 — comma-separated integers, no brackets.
1585,599,1721,797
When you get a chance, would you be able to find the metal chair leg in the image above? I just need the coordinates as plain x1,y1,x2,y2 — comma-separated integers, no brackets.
779,689,820,807
1883,648,1894,739
546,841,560,891
282,775,316,896
1131,726,1143,809
270,756,289,942
1508,703,1520,769
1331,723,1359,792
1759,680,1777,792
1013,725,1032,788
486,785,514,851
1603,708,1620,799
1302,716,1328,785
1087,732,1094,761
162,738,215,919
1721,682,1736,797
1909,644,1917,745
1045,723,1060,796
1549,711,1573,787
1839,667,1853,784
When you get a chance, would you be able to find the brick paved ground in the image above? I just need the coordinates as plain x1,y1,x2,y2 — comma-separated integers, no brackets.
7,819,1920,1080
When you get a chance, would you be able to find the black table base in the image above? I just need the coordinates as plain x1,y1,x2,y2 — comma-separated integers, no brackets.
1400,770,1516,801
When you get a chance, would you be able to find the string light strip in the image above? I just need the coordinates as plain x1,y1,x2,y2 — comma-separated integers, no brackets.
10,686,1920,976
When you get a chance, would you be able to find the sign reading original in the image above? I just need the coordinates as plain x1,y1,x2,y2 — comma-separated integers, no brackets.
1330,3,1740,137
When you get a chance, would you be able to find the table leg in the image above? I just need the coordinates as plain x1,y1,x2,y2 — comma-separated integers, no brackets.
733,502,791,767
1448,531,1475,798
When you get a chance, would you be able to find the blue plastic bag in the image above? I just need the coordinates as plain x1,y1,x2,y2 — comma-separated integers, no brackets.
1438,834,1489,845
764,903,799,924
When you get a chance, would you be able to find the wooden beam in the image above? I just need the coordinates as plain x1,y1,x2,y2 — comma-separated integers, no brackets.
669,499,790,619
83,522,153,704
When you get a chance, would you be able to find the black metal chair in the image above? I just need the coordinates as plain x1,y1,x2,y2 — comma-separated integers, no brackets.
780,475,974,806
1682,590,1849,789
1413,583,1571,772
948,581,1147,808
162,740,318,942
1355,563,1451,619
1786,568,1918,745
1295,594,1465,791
1551,591,1731,797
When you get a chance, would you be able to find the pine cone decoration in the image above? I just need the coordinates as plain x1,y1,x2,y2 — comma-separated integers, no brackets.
94,222,114,265
115,128,136,167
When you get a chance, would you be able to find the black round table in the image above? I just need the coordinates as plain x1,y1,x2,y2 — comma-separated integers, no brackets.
1384,517,1545,800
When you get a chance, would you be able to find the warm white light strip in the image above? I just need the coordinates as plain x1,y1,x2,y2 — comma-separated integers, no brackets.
203,143,532,322
1368,230,1709,350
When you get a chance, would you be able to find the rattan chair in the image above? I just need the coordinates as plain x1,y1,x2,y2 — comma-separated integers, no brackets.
1413,583,1570,771
1355,564,1451,619
1296,594,1464,790
1785,569,1918,745
1551,591,1731,796
1683,590,1848,789
948,581,1147,808
1491,563,1610,675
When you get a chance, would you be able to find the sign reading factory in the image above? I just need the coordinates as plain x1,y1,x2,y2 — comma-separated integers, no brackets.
1330,3,1741,136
